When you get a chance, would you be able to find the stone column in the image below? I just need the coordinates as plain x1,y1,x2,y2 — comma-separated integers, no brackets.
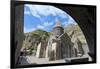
48,39,62,60
14,5,24,65
74,38,84,57
36,42,41,58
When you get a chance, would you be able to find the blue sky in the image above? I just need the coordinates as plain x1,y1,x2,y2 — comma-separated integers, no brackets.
24,4,76,33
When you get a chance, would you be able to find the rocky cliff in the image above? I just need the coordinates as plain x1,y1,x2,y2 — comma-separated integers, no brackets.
64,24,87,44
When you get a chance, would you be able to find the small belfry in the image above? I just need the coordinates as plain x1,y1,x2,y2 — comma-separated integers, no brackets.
52,20,64,37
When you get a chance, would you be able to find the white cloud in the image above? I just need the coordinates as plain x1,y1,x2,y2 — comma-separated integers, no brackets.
24,4,77,32
36,22,53,31
25,4,67,18
67,16,76,24
24,27,36,33
43,21,53,26
63,22,67,25
58,13,68,19
24,11,30,15
62,16,76,27
63,21,72,27
37,25,44,29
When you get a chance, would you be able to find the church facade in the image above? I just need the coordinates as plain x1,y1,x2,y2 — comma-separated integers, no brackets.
36,21,83,61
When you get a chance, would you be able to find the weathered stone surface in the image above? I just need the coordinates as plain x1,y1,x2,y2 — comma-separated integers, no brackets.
36,41,48,58
14,5,24,65
74,38,84,57
36,42,42,58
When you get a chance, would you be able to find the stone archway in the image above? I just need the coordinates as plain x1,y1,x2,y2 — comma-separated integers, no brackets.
12,2,96,66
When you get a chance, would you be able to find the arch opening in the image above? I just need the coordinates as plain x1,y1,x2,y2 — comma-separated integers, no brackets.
13,3,96,66
17,4,92,65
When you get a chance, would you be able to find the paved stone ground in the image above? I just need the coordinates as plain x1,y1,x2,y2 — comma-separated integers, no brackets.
19,56,67,65
19,44,91,65
19,55,91,65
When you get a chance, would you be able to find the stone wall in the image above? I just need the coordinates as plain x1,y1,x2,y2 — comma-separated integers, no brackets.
14,5,24,65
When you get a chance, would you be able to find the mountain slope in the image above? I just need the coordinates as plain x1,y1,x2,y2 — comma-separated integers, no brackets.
21,29,51,55
64,24,87,44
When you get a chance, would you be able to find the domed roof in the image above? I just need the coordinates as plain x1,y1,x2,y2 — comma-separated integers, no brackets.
55,20,62,27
